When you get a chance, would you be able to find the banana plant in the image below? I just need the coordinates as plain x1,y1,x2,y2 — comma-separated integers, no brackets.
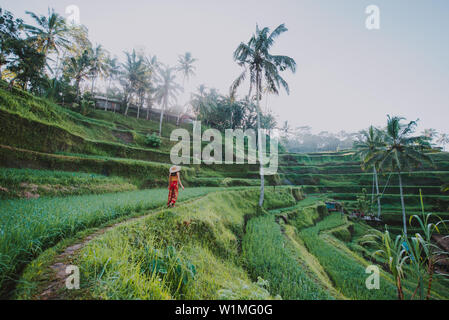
369,229,408,299
409,189,447,299
402,234,426,299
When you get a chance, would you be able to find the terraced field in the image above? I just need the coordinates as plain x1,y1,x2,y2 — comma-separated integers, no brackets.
278,151,449,226
1,85,448,300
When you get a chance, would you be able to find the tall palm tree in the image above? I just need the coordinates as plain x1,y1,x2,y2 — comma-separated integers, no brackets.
177,52,197,83
65,49,92,102
121,50,146,115
145,84,157,120
354,126,384,218
366,116,433,235
142,54,160,119
230,23,296,207
104,56,120,111
24,8,70,62
88,44,108,97
155,65,182,136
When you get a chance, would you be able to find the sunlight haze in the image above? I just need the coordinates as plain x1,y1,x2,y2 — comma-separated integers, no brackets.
5,0,449,134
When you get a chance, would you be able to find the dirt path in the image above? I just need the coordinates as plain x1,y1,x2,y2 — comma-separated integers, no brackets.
35,196,208,300
38,214,145,299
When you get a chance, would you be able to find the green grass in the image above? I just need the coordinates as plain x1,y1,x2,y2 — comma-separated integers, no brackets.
0,167,137,199
0,85,184,161
69,188,299,299
0,186,230,298
298,214,399,299
0,144,197,188
242,214,332,299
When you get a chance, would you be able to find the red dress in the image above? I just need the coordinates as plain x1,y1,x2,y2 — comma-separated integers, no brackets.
167,174,179,206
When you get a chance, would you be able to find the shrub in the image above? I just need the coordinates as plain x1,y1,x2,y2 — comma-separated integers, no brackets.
145,133,162,148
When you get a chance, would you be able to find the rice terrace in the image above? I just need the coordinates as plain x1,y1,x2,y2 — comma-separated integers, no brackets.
1,0,449,310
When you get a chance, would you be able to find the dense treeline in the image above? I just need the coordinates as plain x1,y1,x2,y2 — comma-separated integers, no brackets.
0,7,278,138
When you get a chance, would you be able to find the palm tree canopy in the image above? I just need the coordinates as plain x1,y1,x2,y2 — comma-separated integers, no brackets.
366,116,433,173
155,65,183,108
121,50,147,93
230,23,296,100
65,49,91,81
88,44,108,79
177,52,197,81
105,56,120,80
354,126,384,170
24,8,70,56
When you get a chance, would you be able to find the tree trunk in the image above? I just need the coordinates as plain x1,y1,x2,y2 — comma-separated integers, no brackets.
256,71,264,207
91,76,96,109
398,171,407,236
105,79,111,111
159,99,165,137
374,167,381,218
124,99,130,116
75,78,81,103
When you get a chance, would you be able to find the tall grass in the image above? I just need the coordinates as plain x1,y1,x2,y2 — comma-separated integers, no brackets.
0,186,225,297
73,188,298,299
0,168,136,198
298,214,399,299
243,214,332,299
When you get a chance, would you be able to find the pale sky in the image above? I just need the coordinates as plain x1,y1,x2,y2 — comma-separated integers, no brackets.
4,0,449,134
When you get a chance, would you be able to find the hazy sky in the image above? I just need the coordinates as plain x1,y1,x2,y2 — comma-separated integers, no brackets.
5,0,449,134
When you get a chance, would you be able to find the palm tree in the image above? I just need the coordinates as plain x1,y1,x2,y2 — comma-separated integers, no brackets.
141,54,160,119
121,50,146,116
191,87,219,125
24,8,70,61
354,126,385,218
230,24,296,207
177,52,197,83
88,44,108,97
366,116,433,235
65,50,92,102
104,56,120,111
145,84,157,120
155,65,183,136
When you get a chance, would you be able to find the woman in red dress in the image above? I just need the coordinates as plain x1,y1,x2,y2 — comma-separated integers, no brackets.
167,165,184,207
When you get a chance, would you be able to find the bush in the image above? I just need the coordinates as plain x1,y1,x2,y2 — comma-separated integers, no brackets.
145,133,162,148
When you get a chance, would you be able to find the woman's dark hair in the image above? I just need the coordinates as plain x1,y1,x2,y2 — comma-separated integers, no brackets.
170,172,177,176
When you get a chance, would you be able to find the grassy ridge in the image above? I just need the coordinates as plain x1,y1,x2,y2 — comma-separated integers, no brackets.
298,214,399,299
0,186,229,297
243,214,332,299
0,144,197,188
0,167,137,199
70,188,299,299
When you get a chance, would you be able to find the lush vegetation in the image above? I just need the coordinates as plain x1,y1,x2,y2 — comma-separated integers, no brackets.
243,214,332,299
1,5,448,302
50,188,297,300
0,167,136,199
0,186,227,297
